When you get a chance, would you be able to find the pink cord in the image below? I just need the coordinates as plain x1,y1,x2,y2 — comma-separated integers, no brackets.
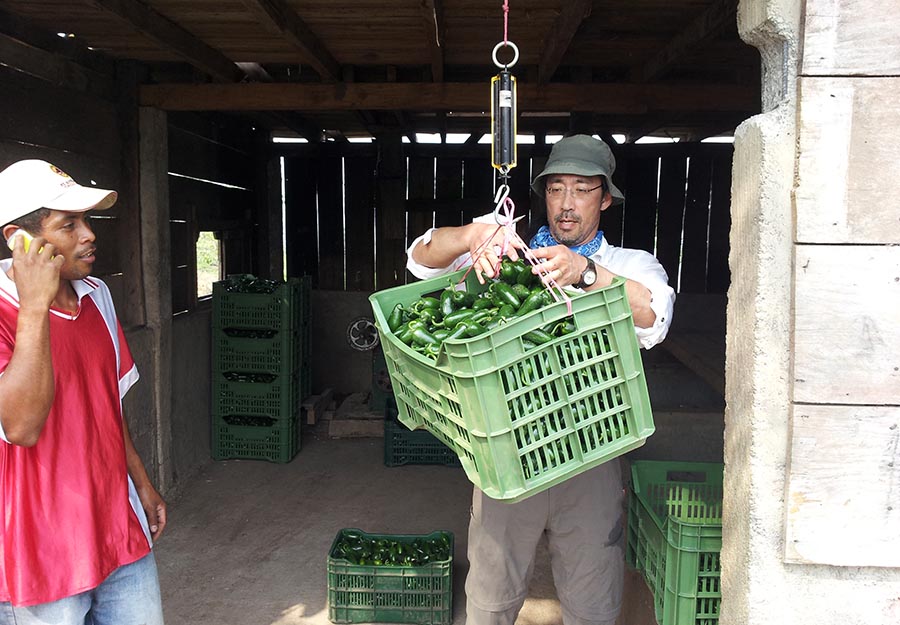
503,1,509,44
462,197,573,316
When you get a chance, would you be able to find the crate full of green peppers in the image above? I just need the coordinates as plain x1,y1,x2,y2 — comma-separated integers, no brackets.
327,528,453,625
369,261,654,503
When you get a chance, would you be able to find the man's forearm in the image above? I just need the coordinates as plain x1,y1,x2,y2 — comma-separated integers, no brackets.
0,308,55,446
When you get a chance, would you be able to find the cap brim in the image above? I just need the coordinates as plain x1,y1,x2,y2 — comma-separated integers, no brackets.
44,186,117,212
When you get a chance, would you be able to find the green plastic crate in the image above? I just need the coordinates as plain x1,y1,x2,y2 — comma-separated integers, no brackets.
369,269,654,502
211,415,299,463
212,277,303,331
384,400,460,468
626,461,723,625
327,529,453,625
212,329,301,376
212,373,300,419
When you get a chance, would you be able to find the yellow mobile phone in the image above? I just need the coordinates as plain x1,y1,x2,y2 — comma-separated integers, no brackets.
6,229,34,253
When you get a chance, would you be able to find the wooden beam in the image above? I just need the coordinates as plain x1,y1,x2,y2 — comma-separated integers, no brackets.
420,0,445,82
641,0,738,82
0,31,117,100
141,82,756,113
240,0,340,82
538,0,593,84
86,0,243,82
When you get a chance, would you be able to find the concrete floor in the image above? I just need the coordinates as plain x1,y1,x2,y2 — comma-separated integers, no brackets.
155,417,657,625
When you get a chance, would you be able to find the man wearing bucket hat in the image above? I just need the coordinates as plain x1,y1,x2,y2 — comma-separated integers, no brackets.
0,160,166,623
407,135,675,625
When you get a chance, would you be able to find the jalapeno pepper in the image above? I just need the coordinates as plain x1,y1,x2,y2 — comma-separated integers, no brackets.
524,329,554,345
490,282,521,308
442,308,476,329
512,283,531,301
472,296,494,310
499,259,519,284
440,288,456,316
387,303,406,332
516,290,546,316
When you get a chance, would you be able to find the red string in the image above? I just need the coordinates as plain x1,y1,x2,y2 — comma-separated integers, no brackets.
503,0,509,44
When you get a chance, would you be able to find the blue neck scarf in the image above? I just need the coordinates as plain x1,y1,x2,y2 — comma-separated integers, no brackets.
529,226,605,257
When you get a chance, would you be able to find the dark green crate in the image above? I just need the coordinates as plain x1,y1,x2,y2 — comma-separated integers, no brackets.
327,529,453,625
211,415,299,463
384,420,462,468
212,373,300,420
384,401,459,468
212,277,304,331
212,329,300,376
626,461,723,625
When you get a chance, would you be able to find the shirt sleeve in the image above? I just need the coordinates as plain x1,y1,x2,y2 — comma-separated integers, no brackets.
594,247,675,350
116,320,140,400
406,213,508,279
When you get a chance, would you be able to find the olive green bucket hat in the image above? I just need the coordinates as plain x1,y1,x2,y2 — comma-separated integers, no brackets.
531,135,625,205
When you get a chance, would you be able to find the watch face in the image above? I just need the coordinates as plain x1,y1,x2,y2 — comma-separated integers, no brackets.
583,269,597,286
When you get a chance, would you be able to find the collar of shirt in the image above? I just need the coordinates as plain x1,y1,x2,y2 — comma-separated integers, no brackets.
0,258,100,318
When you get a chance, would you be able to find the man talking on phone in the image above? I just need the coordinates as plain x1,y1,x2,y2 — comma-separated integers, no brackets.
0,159,166,624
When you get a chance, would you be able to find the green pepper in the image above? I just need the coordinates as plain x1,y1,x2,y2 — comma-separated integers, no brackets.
412,326,439,347
512,283,531,301
442,308,476,329
433,328,451,341
517,262,538,287
491,282,521,308
497,304,516,319
440,289,456,316
396,321,417,345
524,329,554,345
472,296,494,310
459,320,488,337
517,290,547,316
499,259,519,284
451,289,475,308
387,304,406,333
412,296,440,313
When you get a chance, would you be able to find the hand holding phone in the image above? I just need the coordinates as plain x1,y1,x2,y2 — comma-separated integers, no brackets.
6,230,34,253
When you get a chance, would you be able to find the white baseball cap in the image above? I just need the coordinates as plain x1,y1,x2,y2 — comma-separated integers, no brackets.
0,159,117,227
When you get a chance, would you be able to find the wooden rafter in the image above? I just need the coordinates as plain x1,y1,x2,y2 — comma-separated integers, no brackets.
140,82,756,114
538,0,592,84
641,0,738,82
420,0,445,82
240,0,340,82
85,0,243,82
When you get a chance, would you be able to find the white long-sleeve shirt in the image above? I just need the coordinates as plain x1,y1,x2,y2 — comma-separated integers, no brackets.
406,222,675,349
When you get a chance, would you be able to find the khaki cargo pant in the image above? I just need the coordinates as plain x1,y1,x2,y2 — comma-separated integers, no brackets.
464,460,624,625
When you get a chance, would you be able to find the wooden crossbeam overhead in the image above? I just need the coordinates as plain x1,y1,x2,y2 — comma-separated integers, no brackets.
240,0,340,82
85,0,244,82
641,0,738,82
420,0,445,82
538,0,593,84
141,82,755,113
0,31,116,100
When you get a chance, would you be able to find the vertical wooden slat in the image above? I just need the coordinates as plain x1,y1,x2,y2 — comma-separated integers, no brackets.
407,155,435,254
680,154,713,293
283,157,319,282
525,154,549,241
621,156,658,254
462,157,494,224
316,155,344,290
655,155,688,289
375,132,406,289
344,156,376,291
706,152,733,293
435,157,464,227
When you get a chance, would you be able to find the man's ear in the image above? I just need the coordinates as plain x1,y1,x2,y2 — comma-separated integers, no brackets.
599,191,614,212
2,225,22,242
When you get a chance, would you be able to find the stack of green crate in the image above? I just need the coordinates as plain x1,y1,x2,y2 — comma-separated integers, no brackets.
626,460,723,625
211,275,311,463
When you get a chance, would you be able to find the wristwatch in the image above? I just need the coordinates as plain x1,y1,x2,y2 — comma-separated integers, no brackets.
573,256,598,289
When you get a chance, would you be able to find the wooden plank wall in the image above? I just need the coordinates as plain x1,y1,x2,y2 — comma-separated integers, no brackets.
281,142,732,294
166,113,259,314
0,65,143,325
785,0,900,567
